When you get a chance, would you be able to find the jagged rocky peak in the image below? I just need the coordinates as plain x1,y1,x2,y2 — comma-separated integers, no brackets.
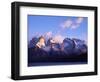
28,37,39,48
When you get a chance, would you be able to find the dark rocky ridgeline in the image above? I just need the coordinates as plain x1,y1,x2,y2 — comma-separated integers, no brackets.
72,38,87,55
28,37,39,48
62,38,76,55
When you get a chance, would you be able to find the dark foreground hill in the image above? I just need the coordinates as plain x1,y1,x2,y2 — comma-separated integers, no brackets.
28,48,87,66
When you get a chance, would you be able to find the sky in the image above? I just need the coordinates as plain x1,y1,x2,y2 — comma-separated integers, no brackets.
28,15,88,42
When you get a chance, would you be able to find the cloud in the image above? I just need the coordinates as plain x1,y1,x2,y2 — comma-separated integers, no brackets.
60,17,84,29
33,32,41,37
76,17,84,24
45,31,52,38
52,35,64,43
60,19,72,29
71,24,79,29
71,17,84,29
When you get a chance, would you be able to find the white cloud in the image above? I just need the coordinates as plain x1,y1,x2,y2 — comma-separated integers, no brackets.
76,17,84,24
60,19,72,29
33,32,41,37
60,17,84,30
71,24,80,29
71,17,84,29
45,31,52,38
53,35,64,43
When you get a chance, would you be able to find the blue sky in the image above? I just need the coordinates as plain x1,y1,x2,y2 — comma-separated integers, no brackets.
28,15,88,41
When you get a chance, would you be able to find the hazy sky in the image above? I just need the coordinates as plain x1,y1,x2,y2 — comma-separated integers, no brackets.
28,15,88,41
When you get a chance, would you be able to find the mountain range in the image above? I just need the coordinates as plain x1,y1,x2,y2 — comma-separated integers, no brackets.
28,37,87,64
28,37,87,55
